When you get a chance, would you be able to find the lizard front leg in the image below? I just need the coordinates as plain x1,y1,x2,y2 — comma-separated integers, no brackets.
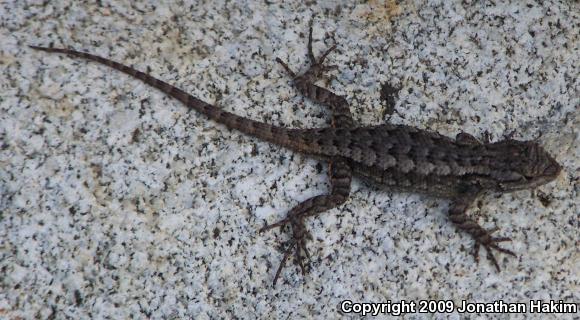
448,191,516,271
261,159,351,286
276,19,354,128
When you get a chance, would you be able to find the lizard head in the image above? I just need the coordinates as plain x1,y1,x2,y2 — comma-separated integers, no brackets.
492,140,562,191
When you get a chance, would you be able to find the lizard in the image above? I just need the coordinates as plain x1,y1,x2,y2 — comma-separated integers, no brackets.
30,21,562,286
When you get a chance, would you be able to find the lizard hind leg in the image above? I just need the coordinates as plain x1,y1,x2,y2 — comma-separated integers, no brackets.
263,19,354,285
260,159,352,286
276,18,354,129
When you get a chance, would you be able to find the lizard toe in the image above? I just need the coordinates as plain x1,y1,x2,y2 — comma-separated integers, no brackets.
471,228,516,272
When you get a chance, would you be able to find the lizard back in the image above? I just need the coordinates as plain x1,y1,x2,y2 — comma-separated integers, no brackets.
290,124,561,198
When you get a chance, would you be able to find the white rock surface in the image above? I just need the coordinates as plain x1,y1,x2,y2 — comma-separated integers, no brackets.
1,1,578,319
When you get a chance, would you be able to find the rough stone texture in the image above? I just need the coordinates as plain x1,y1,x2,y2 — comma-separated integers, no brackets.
1,1,578,319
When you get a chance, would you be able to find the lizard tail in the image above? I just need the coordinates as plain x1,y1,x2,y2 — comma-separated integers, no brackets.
29,46,300,150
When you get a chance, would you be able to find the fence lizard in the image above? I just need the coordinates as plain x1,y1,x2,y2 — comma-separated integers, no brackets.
30,21,562,286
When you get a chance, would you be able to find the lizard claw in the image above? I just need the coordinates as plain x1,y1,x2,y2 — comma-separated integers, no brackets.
471,228,516,272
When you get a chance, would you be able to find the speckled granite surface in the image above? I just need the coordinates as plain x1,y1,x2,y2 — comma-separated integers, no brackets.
1,1,578,319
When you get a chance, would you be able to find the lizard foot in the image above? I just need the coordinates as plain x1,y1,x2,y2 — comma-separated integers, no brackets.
276,17,338,81
260,179,351,285
470,227,516,272
270,218,313,286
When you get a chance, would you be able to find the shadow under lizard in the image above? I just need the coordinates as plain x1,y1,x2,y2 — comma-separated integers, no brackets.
30,21,562,286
